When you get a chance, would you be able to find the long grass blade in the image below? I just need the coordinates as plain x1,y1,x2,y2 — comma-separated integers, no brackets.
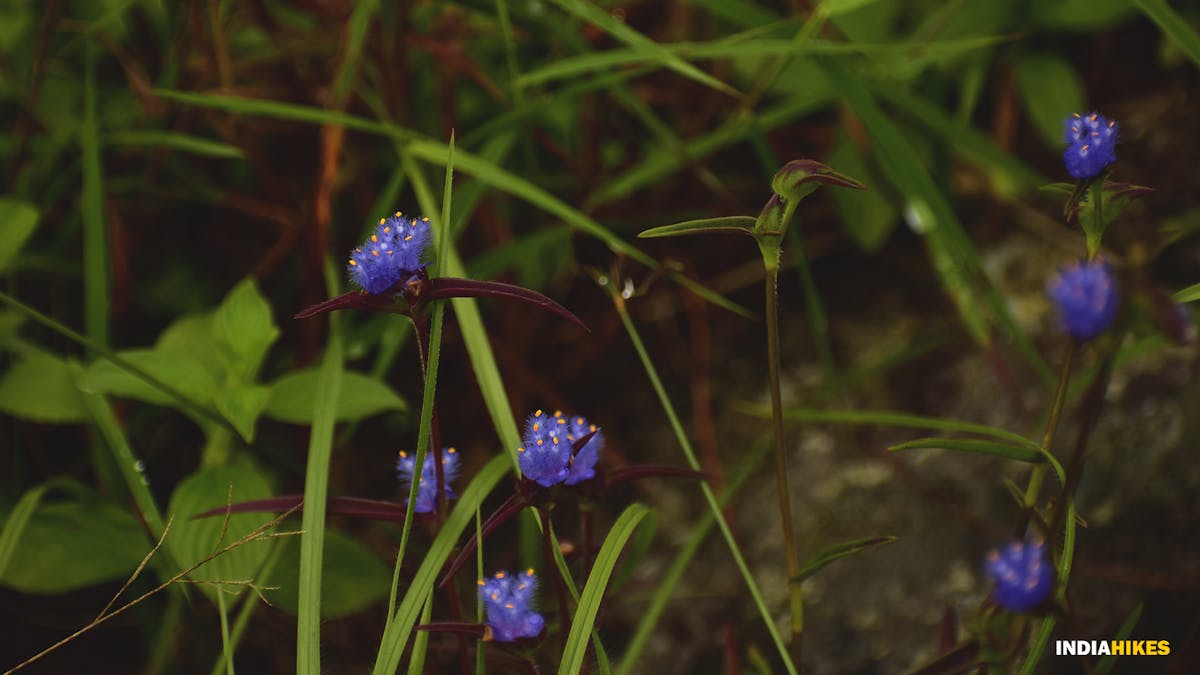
612,294,798,675
1133,0,1200,70
558,504,651,675
372,456,510,675
0,485,49,579
296,266,344,675
82,43,108,349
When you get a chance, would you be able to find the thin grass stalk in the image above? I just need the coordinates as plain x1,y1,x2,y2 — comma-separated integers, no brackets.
1016,341,1075,537
759,241,804,660
216,589,235,675
609,287,798,675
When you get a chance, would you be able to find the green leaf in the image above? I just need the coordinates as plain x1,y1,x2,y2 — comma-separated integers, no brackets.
1174,282,1200,304
214,384,271,443
888,437,1045,463
637,216,756,239
0,350,88,423
81,349,219,410
267,529,390,619
264,367,407,424
156,312,227,379
213,279,279,383
0,197,39,273
0,484,50,579
0,490,148,593
1013,52,1084,149
559,503,652,675
167,464,275,603
794,536,897,582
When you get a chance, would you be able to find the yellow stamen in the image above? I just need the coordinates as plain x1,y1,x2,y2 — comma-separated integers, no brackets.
348,259,357,266
379,218,386,225
371,235,378,243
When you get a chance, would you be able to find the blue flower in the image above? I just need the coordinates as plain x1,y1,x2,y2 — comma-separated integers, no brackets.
1047,260,1119,340
517,409,604,487
478,569,545,642
986,539,1054,612
347,212,433,294
1063,112,1118,180
396,447,459,513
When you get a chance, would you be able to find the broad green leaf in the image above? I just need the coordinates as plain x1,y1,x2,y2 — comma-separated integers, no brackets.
157,312,226,378
213,279,279,383
1013,52,1084,149
264,367,406,424
637,216,756,239
267,529,390,619
559,503,651,675
1176,283,1200,304
0,485,49,579
0,197,39,273
889,437,1044,463
81,349,219,410
214,384,271,443
0,492,147,593
794,536,897,582
0,350,88,423
828,136,896,252
167,464,275,603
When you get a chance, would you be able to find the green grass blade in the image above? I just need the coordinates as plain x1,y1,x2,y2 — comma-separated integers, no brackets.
77,381,167,537
1175,282,1200,303
405,588,434,675
209,541,285,675
102,131,246,159
0,291,232,432
613,296,798,675
637,216,756,239
82,44,109,350
548,0,738,96
794,536,897,582
154,89,748,317
372,456,510,675
1133,0,1200,70
888,437,1045,463
558,504,651,675
618,437,772,675
0,485,49,579
1093,603,1144,675
332,0,377,102
826,60,1053,383
217,588,235,675
296,278,344,675
747,405,1037,447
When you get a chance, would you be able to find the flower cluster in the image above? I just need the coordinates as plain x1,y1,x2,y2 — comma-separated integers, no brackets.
396,447,460,513
517,409,603,487
347,212,433,294
1063,112,1118,180
1047,259,1119,341
478,569,545,642
986,539,1054,612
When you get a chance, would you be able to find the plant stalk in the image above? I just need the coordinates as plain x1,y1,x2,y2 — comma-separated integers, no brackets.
1016,341,1075,537
760,240,804,660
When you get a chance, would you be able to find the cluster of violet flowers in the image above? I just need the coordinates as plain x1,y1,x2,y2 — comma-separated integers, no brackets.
983,111,1121,615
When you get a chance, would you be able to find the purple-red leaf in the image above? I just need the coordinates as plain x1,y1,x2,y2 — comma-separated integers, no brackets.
416,622,488,638
439,493,531,588
192,495,419,524
294,290,407,319
426,278,589,332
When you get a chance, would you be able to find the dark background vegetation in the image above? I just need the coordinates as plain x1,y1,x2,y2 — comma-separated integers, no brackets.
1,1,1198,673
